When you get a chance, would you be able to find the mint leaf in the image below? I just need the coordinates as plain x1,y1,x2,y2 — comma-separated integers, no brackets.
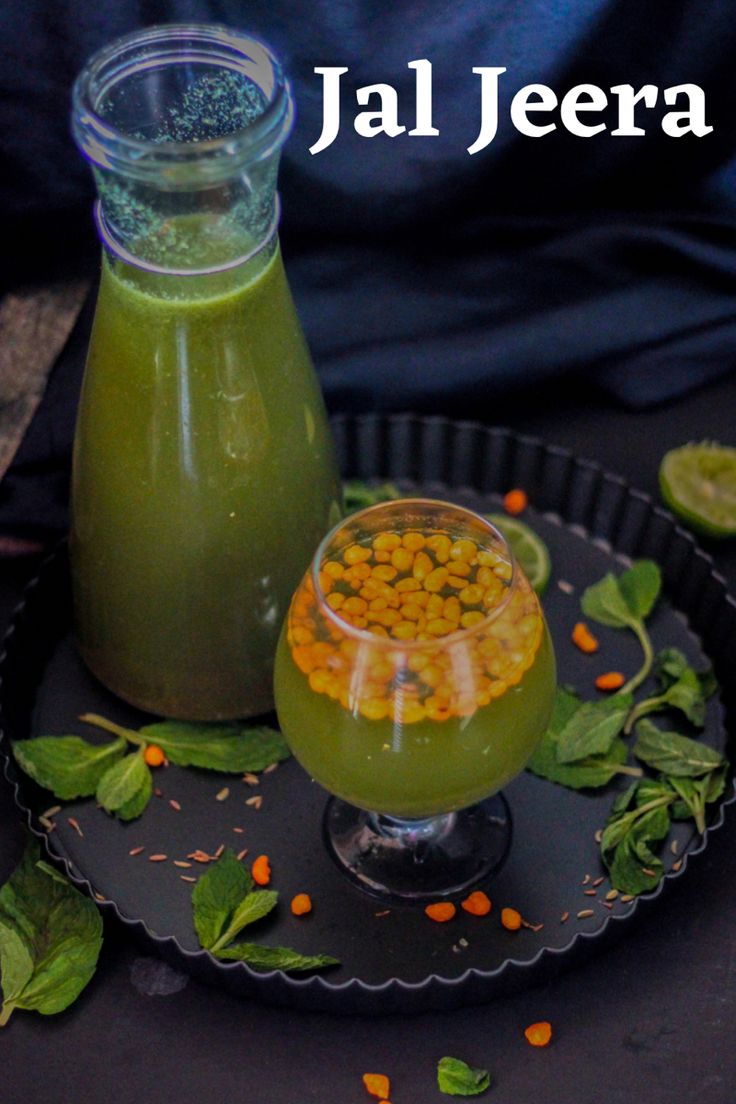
96,749,151,819
654,648,716,699
528,689,640,789
633,720,724,777
215,943,339,972
600,779,673,893
556,694,632,764
437,1056,491,1096
0,838,102,1025
214,890,279,952
140,721,290,773
581,573,634,629
12,735,127,800
192,850,253,951
618,560,661,621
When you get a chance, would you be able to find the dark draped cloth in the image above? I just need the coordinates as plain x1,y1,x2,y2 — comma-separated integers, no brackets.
1,0,735,538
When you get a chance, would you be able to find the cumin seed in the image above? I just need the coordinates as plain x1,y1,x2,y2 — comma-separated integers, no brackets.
94,892,105,902
619,894,635,903
601,901,613,910
605,889,619,901
42,805,62,819
374,910,390,917
670,840,679,855
592,876,605,887
582,874,591,885
188,850,211,863
242,773,259,786
560,911,569,923
584,889,597,897
236,849,248,861
169,799,181,812
263,762,279,774
174,860,192,868
672,860,683,872
149,854,168,862
459,937,469,948
557,579,575,594
213,844,225,859
232,827,245,834
67,817,84,837
577,909,594,919
246,795,263,809
521,919,544,932
129,846,145,856
641,867,656,877
38,815,53,830
216,787,230,802
154,788,163,798
180,875,196,883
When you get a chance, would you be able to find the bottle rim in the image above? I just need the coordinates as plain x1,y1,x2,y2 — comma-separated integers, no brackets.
71,23,294,186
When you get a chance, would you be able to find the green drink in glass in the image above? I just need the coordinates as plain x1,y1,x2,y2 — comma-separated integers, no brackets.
275,499,557,900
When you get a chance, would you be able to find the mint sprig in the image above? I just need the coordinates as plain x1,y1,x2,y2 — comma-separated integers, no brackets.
192,850,338,974
581,560,661,695
0,838,102,1026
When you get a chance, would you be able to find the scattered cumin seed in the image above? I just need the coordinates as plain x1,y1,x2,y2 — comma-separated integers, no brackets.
67,817,84,838
601,901,613,910
582,874,591,885
672,860,683,872
592,876,605,887
154,788,163,798
236,849,248,861
42,805,62,819
246,795,263,809
521,919,544,932
619,894,634,903
242,773,259,786
180,875,196,883
375,910,390,917
641,867,656,877
129,846,145,856
670,840,679,855
584,889,597,897
38,815,53,830
232,826,244,834
174,860,192,868
169,799,181,812
560,911,569,923
149,854,168,862
94,892,105,902
263,762,279,774
557,579,575,594
605,889,619,901
216,787,230,802
213,844,225,859
188,850,211,864
577,909,594,919
459,937,469,948
594,829,603,844
46,822,56,834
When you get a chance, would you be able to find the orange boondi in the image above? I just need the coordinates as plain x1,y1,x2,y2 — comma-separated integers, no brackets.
290,893,312,916
143,744,165,767
595,671,626,691
501,907,522,931
425,902,456,923
362,1073,390,1098
524,1021,553,1047
251,855,271,886
461,891,492,916
503,488,528,515
287,526,544,724
572,621,599,654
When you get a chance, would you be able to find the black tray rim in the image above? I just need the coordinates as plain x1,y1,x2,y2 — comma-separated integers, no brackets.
1,412,734,1012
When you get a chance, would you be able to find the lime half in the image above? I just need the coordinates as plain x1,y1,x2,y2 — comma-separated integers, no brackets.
660,443,736,539
487,513,551,596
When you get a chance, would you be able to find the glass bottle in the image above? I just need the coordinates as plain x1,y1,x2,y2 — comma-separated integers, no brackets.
71,24,342,720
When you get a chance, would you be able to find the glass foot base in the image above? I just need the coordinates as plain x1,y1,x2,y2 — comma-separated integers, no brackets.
323,795,512,902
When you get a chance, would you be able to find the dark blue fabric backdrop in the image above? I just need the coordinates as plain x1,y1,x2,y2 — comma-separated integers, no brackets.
1,0,735,416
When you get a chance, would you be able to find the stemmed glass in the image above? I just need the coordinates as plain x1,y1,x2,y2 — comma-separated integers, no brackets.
274,499,556,900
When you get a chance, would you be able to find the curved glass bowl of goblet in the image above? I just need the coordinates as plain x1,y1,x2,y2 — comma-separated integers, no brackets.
274,499,556,901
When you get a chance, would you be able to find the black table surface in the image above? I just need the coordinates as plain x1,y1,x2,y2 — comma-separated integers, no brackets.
2,371,736,1104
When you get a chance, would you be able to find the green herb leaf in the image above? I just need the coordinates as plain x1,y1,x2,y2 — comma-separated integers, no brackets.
192,849,253,951
0,838,102,1025
210,891,279,955
555,694,633,764
580,573,635,629
633,720,724,777
139,721,290,773
528,689,641,789
342,479,401,513
618,560,661,621
12,735,127,800
214,943,339,972
96,749,152,820
437,1056,492,1097
654,647,717,699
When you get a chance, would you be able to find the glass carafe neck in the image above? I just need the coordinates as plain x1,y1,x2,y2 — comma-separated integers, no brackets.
72,24,293,273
